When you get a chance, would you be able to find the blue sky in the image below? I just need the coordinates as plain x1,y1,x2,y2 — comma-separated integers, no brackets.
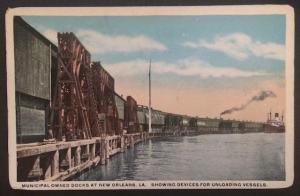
22,15,285,82
21,15,286,120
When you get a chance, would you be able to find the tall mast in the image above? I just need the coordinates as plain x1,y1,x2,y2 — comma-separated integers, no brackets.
148,59,152,133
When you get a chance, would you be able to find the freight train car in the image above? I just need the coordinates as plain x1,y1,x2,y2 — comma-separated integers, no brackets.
189,117,198,129
218,119,264,133
194,118,208,131
137,105,165,133
218,120,239,133
125,96,139,133
164,113,183,132
181,116,190,127
202,118,220,132
244,121,264,132
137,106,147,132
115,94,142,134
149,109,165,132
115,93,126,133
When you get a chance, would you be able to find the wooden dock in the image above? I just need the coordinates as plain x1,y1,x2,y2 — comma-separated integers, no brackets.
16,130,209,181
17,132,152,181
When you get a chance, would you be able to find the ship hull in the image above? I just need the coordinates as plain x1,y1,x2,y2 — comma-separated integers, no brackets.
264,124,285,133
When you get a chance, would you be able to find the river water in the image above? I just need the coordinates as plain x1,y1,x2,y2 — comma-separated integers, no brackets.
74,133,285,181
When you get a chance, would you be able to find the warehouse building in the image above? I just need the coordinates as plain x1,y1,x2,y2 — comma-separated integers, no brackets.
14,16,57,143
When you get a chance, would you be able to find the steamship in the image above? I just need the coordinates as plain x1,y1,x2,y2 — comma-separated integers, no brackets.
264,112,285,133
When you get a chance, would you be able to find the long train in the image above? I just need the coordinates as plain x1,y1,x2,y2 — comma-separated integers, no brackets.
130,104,266,134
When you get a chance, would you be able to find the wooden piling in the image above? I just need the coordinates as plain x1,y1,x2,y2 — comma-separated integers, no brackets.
120,136,125,152
44,155,52,179
27,156,42,180
91,143,96,159
67,147,71,169
74,146,81,166
86,144,90,160
51,150,59,176
106,139,110,159
130,136,134,148
100,138,106,165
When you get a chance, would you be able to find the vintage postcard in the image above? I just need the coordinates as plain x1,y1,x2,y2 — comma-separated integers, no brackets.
6,5,294,189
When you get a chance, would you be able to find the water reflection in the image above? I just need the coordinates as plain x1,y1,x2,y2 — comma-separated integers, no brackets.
74,133,285,181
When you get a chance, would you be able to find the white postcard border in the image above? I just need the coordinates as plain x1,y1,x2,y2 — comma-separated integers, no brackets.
5,5,295,190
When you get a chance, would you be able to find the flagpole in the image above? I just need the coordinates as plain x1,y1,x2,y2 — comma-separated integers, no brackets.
149,59,152,133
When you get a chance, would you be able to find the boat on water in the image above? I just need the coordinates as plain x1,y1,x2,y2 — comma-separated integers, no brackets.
264,112,285,133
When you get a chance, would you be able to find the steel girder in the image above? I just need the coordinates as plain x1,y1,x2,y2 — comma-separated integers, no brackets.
49,32,101,141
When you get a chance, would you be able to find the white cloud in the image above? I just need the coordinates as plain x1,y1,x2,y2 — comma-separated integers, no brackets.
105,58,267,78
36,28,167,54
76,30,167,54
39,28,58,45
183,33,285,61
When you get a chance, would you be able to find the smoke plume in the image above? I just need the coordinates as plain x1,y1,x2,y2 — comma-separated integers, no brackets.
220,90,276,116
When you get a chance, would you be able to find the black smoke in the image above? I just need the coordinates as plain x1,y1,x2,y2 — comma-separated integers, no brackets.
220,90,276,116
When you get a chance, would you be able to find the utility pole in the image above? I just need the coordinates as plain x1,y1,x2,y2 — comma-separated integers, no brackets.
148,59,152,133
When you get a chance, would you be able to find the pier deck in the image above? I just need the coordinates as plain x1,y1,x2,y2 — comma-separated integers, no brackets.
17,133,150,181
16,131,178,181
16,129,262,181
